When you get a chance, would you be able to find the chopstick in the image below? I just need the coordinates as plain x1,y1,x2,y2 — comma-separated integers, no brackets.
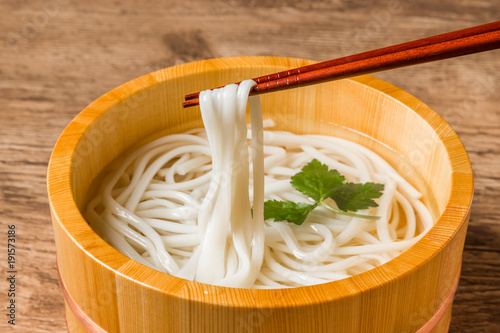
183,21,500,108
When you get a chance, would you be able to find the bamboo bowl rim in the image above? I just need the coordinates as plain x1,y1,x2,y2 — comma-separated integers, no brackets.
47,56,474,308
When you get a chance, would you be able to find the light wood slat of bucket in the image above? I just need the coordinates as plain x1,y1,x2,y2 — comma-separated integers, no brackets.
415,270,460,333
47,56,473,333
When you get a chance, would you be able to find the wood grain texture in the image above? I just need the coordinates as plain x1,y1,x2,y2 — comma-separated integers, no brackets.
0,0,498,332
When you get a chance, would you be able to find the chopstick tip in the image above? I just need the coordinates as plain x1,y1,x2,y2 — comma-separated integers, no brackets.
184,92,200,101
183,99,199,108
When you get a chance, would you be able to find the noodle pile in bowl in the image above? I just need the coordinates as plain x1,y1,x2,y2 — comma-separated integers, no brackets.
86,80,434,288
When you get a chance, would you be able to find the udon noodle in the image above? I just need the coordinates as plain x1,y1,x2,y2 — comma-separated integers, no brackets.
86,80,434,288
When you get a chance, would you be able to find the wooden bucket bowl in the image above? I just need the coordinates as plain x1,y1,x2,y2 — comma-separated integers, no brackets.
47,57,473,333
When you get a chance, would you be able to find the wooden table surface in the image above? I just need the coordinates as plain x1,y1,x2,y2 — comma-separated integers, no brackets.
1,1,499,332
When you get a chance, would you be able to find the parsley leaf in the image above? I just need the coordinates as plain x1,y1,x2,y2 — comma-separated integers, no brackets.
290,159,345,201
262,159,385,225
263,200,317,225
327,182,384,211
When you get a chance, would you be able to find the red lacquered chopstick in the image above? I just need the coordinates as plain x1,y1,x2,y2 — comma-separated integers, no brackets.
183,21,500,108
184,21,500,102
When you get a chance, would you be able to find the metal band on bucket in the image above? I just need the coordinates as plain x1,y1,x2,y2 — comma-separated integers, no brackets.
415,272,460,333
57,263,107,333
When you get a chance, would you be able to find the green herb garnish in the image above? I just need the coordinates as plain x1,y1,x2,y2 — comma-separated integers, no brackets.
263,159,384,225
